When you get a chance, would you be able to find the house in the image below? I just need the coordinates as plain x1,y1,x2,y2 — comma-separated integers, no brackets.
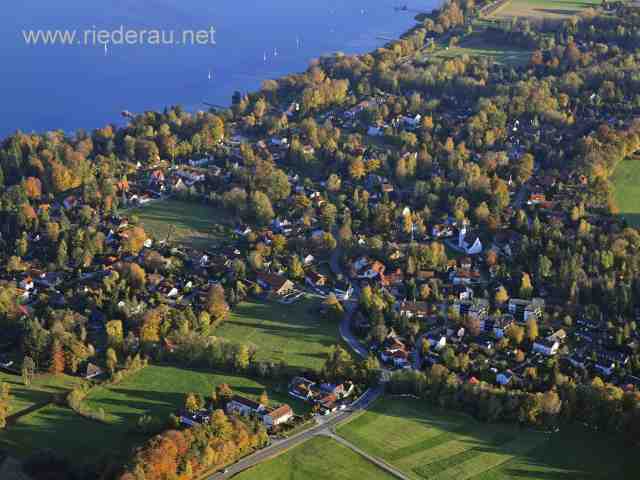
19,277,34,291
319,383,346,397
382,269,404,289
508,298,544,322
235,225,253,237
334,280,353,301
427,334,447,351
318,393,339,414
149,170,165,185
496,371,513,385
402,114,422,129
457,226,483,255
180,409,211,427
367,126,384,137
528,193,546,205
305,270,327,288
489,314,515,338
263,404,293,427
380,332,411,368
289,377,317,401
256,272,295,296
83,363,104,380
398,301,430,319
226,395,266,417
533,337,559,356
359,261,386,280
63,195,79,210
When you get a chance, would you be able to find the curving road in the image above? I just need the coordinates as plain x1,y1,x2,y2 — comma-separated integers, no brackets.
204,247,390,479
207,386,383,479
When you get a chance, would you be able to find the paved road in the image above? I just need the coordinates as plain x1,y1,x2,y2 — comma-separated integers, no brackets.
207,386,383,479
323,432,409,480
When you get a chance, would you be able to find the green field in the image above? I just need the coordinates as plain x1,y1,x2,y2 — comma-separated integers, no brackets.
215,299,340,372
434,34,531,66
125,198,233,248
0,372,84,417
235,436,394,480
1,366,304,461
336,397,639,480
612,157,640,227
489,0,600,20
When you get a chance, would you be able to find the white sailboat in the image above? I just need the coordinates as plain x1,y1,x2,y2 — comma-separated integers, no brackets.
273,47,278,57
104,43,108,56
263,51,267,62
208,69,213,81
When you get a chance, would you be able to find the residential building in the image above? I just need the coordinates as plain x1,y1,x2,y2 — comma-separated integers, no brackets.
262,404,293,428
256,272,295,296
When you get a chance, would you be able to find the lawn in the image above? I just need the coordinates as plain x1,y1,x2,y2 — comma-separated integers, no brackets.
434,33,532,66
336,397,639,480
489,0,600,20
215,298,340,372
612,157,640,227
124,198,234,248
0,371,84,417
234,436,394,480
1,365,306,461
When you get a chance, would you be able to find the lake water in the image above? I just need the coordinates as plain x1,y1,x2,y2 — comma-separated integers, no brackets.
0,0,434,138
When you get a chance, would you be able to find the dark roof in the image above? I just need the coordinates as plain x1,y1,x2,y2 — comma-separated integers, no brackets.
230,395,262,410
257,272,291,291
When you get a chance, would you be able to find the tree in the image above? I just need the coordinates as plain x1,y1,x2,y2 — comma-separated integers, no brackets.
106,348,118,375
127,263,146,290
0,382,10,429
216,383,233,403
21,356,35,386
507,325,525,346
56,239,68,269
234,344,250,371
210,409,233,439
495,286,509,305
122,227,147,255
249,191,275,226
289,255,304,280
259,391,269,407
526,318,539,343
206,285,230,324
106,320,124,349
185,392,202,413
49,340,65,375
520,273,533,298
324,294,344,322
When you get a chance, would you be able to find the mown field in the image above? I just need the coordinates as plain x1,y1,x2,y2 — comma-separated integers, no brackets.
0,371,84,417
234,436,394,480
489,0,600,20
612,157,640,227
1,366,305,461
336,397,639,480
215,298,340,372
434,34,532,66
125,198,234,248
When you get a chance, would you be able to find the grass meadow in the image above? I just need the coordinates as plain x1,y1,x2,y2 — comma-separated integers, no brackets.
234,436,394,480
1,366,306,461
489,0,601,21
336,397,639,480
612,157,640,227
126,198,234,248
215,298,341,372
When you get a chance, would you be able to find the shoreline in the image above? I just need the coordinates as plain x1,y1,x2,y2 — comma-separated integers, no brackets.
0,6,427,140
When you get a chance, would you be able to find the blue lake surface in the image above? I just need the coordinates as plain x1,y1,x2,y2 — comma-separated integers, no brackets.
0,0,434,137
